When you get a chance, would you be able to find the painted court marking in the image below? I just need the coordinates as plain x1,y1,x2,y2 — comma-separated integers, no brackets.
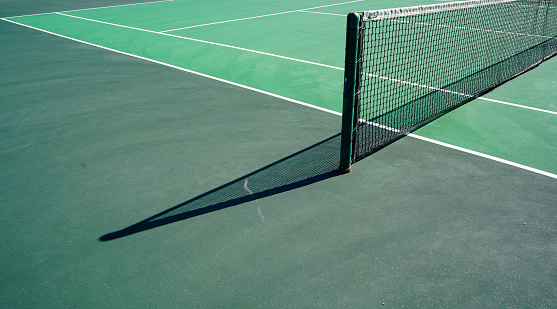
53,12,341,72
4,0,174,18
2,17,556,179
160,0,364,32
364,71,557,115
356,116,557,180
408,134,557,179
299,10,346,16
478,97,557,115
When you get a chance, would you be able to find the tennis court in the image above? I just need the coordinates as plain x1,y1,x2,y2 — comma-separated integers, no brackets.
1,0,556,307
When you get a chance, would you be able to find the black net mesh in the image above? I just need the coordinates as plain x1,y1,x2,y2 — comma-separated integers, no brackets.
352,0,557,161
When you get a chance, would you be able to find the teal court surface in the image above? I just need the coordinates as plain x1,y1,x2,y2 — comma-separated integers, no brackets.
1,0,556,307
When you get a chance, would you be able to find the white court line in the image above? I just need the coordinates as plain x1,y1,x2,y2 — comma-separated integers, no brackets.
2,17,556,179
478,97,557,115
4,0,173,19
408,134,557,179
55,12,342,71
365,72,557,115
357,117,557,179
299,10,346,17
160,0,364,32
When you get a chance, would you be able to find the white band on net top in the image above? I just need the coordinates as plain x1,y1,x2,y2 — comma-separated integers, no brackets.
362,0,517,20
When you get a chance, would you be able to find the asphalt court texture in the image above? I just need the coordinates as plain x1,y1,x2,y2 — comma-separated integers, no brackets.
1,0,556,307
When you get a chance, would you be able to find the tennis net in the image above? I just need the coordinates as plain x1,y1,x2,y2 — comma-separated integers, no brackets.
339,0,557,172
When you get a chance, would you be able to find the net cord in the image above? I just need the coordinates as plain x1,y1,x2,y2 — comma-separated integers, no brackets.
362,0,517,20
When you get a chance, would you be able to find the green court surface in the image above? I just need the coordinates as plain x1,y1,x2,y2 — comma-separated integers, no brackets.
1,0,556,308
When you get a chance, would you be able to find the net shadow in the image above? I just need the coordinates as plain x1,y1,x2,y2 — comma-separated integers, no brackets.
99,134,341,241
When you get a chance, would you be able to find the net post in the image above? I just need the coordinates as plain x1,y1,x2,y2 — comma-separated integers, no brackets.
339,12,361,174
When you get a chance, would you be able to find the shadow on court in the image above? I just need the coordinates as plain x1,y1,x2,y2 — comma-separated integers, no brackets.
99,134,342,241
